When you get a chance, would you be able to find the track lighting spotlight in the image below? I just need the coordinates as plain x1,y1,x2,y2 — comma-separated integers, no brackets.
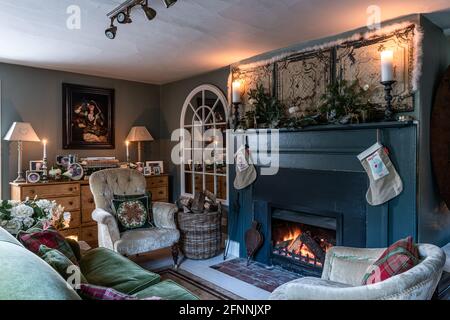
106,0,178,40
142,1,157,20
117,8,132,24
105,19,117,39
161,0,177,8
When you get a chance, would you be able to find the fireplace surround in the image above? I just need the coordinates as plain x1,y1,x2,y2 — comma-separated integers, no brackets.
227,122,419,274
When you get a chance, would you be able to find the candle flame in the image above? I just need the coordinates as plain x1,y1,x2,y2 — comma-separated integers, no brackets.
381,50,394,60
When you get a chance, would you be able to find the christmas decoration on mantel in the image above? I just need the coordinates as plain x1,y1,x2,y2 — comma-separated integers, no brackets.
230,22,423,130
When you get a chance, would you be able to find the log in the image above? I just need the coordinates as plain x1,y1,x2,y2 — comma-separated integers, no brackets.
191,192,206,213
299,232,326,264
274,240,292,250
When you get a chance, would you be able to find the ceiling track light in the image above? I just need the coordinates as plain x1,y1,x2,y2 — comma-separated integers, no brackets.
105,18,117,40
105,0,178,39
161,0,177,8
142,1,157,21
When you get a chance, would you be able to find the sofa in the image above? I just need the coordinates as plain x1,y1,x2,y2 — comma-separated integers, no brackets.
270,244,446,300
90,169,180,266
0,227,198,300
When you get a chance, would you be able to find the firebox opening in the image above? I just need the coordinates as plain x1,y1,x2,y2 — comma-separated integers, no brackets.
271,218,336,270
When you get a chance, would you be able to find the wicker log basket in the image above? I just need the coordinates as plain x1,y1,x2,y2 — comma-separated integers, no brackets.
177,192,222,260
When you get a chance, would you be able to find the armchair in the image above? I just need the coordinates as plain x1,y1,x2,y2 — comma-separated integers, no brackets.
270,244,446,300
90,169,180,266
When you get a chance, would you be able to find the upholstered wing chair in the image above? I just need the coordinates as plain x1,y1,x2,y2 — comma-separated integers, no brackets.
270,244,446,300
90,169,180,266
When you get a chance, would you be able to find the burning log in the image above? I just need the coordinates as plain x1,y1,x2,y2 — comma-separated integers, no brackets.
299,232,326,264
274,240,292,250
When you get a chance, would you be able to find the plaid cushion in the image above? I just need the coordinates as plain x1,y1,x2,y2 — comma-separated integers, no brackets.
18,228,78,265
362,236,420,285
78,284,162,300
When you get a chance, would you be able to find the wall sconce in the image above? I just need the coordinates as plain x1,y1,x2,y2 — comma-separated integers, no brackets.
380,50,396,121
232,80,243,130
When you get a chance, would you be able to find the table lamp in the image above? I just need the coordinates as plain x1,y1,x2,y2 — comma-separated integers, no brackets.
4,122,41,183
126,126,154,163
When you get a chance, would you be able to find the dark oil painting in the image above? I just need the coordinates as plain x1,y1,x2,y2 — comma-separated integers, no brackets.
63,83,115,149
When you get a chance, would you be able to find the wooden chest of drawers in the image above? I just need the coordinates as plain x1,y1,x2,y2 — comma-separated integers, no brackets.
10,174,170,248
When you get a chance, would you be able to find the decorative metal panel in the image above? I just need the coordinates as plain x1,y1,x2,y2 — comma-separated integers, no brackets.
232,64,274,106
336,26,415,112
276,50,332,114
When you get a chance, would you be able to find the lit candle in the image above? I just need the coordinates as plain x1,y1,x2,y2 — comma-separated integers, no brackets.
380,50,394,82
126,141,130,162
42,139,47,159
232,80,242,104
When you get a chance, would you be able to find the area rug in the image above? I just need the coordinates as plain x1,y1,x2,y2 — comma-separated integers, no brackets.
211,259,302,292
156,268,244,300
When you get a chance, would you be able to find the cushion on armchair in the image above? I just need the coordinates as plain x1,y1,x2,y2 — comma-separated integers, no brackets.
111,193,154,232
361,236,419,285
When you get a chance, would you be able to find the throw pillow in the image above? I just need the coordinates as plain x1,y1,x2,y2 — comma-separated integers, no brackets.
18,228,78,265
112,193,153,232
38,245,87,284
78,284,162,300
361,236,420,285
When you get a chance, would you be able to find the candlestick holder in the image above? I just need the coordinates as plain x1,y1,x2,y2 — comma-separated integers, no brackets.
381,80,396,121
232,102,241,131
41,158,49,183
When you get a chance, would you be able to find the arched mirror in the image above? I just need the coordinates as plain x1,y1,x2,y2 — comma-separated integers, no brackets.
180,84,229,203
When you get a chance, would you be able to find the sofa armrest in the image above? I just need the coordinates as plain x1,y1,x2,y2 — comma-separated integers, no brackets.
92,208,120,249
322,246,385,286
152,202,178,230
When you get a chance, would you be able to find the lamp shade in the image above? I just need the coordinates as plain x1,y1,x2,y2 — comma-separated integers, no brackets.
126,126,154,142
4,122,40,142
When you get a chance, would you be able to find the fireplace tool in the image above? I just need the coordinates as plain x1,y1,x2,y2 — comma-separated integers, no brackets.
245,220,264,266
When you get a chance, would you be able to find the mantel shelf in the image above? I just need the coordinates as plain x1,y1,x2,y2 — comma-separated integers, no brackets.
232,120,418,134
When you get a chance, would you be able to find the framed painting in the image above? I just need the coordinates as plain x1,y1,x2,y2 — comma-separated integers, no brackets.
63,83,115,149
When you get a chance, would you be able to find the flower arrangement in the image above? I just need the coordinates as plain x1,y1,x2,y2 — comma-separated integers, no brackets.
0,197,71,235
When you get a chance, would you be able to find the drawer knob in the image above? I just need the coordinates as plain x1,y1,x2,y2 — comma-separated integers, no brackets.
69,201,74,205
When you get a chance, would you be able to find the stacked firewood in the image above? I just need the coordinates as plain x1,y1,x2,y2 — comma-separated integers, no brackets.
177,190,221,214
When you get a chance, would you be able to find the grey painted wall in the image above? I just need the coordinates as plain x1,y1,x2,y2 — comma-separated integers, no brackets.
159,67,230,201
0,63,160,198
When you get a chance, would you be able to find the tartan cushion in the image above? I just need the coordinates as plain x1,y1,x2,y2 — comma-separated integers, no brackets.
78,284,162,300
112,193,154,232
362,236,420,285
18,228,78,265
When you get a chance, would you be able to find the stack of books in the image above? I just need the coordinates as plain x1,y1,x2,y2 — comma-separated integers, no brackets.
80,157,120,176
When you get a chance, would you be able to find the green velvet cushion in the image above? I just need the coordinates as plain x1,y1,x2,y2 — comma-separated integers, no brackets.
134,280,199,300
38,245,88,284
0,240,81,300
79,247,160,294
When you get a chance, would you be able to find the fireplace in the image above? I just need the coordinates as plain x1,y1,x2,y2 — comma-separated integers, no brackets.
270,208,340,275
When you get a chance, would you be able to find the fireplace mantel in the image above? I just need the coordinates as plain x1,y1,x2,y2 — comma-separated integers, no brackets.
227,122,418,261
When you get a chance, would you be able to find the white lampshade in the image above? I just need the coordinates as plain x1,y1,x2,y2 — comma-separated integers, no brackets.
126,126,154,142
4,122,40,142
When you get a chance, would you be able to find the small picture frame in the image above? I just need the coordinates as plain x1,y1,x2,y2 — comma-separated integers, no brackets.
29,160,44,172
136,162,144,173
56,155,71,169
146,161,164,174
153,166,162,176
26,171,41,184
143,167,152,176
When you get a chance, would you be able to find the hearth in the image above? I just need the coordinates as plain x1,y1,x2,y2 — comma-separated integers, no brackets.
269,207,340,276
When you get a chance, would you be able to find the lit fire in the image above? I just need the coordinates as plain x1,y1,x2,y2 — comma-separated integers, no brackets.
274,226,333,268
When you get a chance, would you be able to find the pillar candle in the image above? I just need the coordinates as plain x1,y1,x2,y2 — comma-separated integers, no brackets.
232,81,242,104
43,139,47,159
380,50,394,82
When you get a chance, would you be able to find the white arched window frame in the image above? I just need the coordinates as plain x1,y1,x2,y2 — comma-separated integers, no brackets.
180,84,229,204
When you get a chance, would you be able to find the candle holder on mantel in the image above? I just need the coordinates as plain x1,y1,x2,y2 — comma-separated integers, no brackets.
233,102,241,131
381,80,396,121
41,158,49,183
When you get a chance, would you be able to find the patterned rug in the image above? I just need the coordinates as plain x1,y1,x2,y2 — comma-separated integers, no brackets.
211,258,302,292
156,268,244,300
